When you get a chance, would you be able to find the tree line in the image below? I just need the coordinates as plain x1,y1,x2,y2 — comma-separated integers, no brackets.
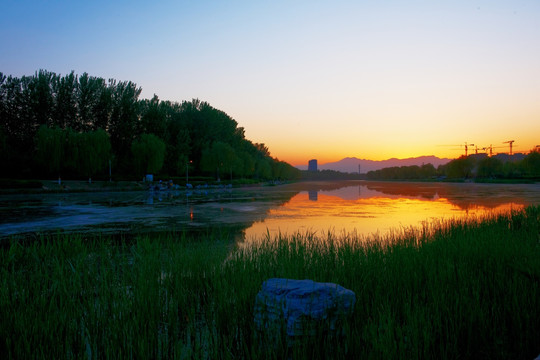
366,163,437,180
366,151,540,181
301,169,362,181
0,70,300,182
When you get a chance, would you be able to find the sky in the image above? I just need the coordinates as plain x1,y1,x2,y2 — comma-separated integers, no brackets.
2,0,540,165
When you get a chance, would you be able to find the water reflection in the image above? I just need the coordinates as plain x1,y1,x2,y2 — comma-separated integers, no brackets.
0,181,539,241
0,187,297,240
243,181,540,239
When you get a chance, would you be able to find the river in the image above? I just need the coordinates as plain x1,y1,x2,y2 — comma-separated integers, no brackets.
1,181,539,241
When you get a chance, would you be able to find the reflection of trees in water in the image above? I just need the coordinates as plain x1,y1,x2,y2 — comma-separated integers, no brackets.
295,181,445,202
288,180,533,211
135,188,302,241
363,182,528,210
0,188,301,241
142,187,302,241
5,182,537,241
365,182,440,200
226,189,301,242
287,181,362,193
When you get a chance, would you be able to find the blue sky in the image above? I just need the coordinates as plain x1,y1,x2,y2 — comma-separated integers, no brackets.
2,0,540,164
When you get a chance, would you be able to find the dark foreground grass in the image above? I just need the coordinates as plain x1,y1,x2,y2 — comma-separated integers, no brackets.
1,207,539,359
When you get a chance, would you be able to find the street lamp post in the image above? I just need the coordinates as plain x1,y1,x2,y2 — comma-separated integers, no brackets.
186,160,192,186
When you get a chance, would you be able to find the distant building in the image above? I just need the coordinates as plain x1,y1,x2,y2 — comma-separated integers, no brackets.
308,159,318,172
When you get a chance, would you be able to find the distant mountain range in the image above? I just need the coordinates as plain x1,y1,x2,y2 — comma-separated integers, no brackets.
296,156,452,174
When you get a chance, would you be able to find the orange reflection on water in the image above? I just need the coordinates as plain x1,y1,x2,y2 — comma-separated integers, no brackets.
244,189,525,240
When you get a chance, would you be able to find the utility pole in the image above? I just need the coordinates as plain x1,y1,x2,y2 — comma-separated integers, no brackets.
186,160,192,185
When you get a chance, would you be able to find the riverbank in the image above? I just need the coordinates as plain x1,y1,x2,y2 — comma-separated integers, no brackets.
1,207,539,358
0,179,146,194
2,177,538,196
0,178,277,195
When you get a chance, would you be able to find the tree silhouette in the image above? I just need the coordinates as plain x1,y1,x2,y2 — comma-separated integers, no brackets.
75,129,111,181
1,70,299,180
35,126,65,177
131,134,166,175
522,151,540,177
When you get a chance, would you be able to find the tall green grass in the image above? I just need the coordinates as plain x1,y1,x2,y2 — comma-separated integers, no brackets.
1,207,539,359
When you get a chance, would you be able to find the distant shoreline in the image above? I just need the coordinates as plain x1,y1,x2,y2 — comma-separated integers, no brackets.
0,178,285,195
1,177,539,195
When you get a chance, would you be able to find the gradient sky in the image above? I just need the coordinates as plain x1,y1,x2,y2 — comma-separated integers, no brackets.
2,0,539,165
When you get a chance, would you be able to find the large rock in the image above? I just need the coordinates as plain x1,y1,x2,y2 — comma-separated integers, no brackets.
254,278,356,345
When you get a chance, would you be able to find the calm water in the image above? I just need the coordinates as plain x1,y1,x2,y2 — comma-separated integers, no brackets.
1,181,539,240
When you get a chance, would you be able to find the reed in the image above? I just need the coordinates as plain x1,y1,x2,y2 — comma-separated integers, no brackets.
1,207,539,359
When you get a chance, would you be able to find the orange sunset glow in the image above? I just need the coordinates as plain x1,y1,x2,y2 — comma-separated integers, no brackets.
253,102,540,166
3,1,539,167
243,185,528,240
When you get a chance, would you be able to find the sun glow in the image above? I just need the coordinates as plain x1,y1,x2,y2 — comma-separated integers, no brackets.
243,186,527,240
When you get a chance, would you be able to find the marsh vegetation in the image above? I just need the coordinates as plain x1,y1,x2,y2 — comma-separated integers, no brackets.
1,206,539,359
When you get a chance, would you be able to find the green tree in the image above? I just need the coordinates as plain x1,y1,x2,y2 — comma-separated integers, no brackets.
35,126,66,177
445,156,474,179
109,80,142,172
52,71,78,130
131,134,166,175
75,129,111,181
271,160,286,180
163,105,191,175
255,157,272,179
522,150,540,178
254,143,270,157
92,78,113,131
2,76,37,152
63,128,80,174
502,160,521,178
280,161,301,180
477,157,503,178
419,163,436,178
140,94,166,138
77,72,107,132
1,69,299,180
200,141,238,181
29,70,55,128
166,127,191,176
238,152,255,177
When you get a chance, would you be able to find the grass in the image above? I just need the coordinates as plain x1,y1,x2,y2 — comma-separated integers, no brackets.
1,207,539,359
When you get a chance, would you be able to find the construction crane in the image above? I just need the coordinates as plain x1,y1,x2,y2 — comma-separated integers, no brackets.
482,144,493,157
503,140,515,155
466,143,474,156
437,142,475,157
